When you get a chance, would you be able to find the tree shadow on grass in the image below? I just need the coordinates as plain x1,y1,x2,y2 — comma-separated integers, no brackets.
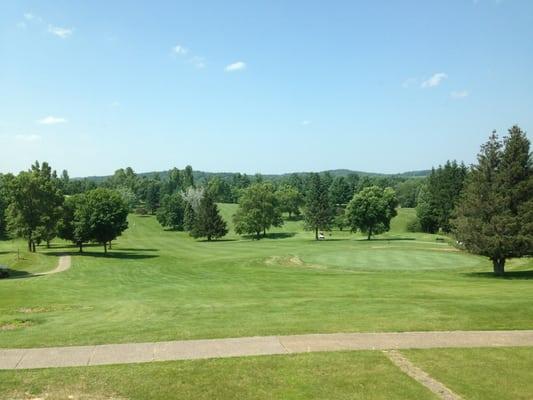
356,237,416,242
239,232,296,240
465,270,533,280
196,238,238,243
42,250,159,260
1,269,34,280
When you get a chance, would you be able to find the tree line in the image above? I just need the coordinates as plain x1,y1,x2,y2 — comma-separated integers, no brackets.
0,162,128,253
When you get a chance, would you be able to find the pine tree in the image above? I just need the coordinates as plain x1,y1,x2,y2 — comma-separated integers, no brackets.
453,127,533,275
190,192,228,241
183,202,197,231
303,173,334,240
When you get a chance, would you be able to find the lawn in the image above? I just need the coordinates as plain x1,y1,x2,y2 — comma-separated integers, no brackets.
0,207,532,348
0,351,436,400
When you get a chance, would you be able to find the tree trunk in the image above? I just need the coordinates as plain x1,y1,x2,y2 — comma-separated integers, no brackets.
32,241,36,252
263,228,266,237
46,240,50,248
79,242,83,253
28,238,32,252
367,228,372,241
208,235,212,241
109,241,112,249
315,227,319,240
104,242,107,254
492,257,506,275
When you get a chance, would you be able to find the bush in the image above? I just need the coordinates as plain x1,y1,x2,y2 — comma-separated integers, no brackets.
406,218,422,233
0,266,9,279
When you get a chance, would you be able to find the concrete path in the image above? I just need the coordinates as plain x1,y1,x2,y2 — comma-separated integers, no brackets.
33,255,71,276
1,330,533,370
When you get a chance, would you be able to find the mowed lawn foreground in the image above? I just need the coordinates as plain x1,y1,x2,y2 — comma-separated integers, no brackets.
2,348,533,400
0,206,532,348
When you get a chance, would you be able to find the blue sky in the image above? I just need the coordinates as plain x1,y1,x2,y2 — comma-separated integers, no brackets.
1,0,532,177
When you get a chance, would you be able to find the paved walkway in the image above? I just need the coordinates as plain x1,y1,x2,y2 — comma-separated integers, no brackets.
2,330,533,370
34,255,71,276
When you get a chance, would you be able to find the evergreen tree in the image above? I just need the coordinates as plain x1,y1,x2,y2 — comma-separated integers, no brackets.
329,176,352,205
303,173,334,240
182,165,194,188
415,184,439,233
453,127,533,275
183,202,197,231
345,186,398,240
190,192,227,241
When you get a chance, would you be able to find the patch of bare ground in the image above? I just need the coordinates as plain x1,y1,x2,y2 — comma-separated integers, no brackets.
0,319,33,331
264,255,326,270
384,350,462,400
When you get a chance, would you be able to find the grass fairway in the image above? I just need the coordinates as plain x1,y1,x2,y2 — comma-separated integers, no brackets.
0,351,435,400
405,347,533,400
1,207,532,348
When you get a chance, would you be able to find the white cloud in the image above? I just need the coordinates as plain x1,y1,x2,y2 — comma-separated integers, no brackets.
15,134,41,142
301,120,311,126
38,116,67,125
225,61,246,72
48,25,73,39
173,45,189,55
421,73,448,88
24,13,36,21
451,90,469,99
110,101,121,108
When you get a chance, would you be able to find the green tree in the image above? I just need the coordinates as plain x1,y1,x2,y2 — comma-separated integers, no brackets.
345,186,398,240
190,192,227,241
396,179,423,208
144,180,161,214
183,202,196,231
6,162,64,252
415,184,439,233
276,184,303,219
329,176,353,206
303,173,334,240
426,161,468,232
57,194,92,252
453,127,533,275
83,188,129,253
182,165,194,189
156,193,185,230
234,182,283,239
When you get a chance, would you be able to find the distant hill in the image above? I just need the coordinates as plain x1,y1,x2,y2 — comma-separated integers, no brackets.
78,168,431,182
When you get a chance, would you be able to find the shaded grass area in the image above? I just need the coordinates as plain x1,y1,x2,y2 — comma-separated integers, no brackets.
405,347,533,400
0,351,435,400
0,207,532,348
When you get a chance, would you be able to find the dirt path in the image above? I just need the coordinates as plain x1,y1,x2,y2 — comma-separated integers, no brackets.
1,330,533,370
384,350,462,400
34,255,71,276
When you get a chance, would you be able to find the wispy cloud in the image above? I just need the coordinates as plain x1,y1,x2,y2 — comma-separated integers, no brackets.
172,45,189,55
15,134,41,142
48,25,73,39
110,101,121,108
38,116,67,125
301,120,311,126
172,44,206,69
225,61,246,72
451,90,469,99
421,73,448,88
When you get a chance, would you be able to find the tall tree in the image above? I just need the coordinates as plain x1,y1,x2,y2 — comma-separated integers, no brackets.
345,186,398,240
182,165,194,189
329,176,353,206
453,127,533,275
190,192,227,241
6,162,63,251
183,202,197,231
303,173,334,240
82,188,129,254
415,184,439,233
234,182,283,239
